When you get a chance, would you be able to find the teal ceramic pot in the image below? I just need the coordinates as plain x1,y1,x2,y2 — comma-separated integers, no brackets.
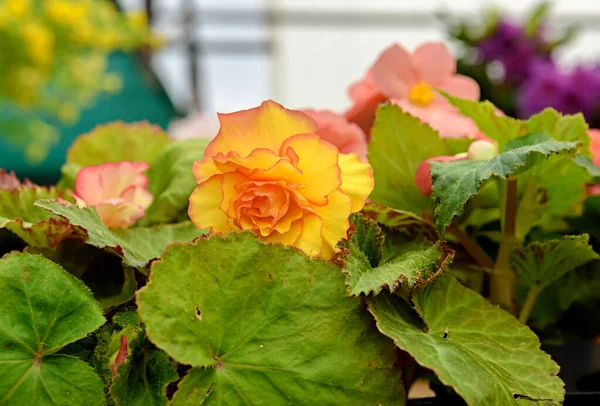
0,52,178,185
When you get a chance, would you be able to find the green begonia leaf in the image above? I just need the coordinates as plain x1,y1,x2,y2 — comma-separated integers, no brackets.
444,95,589,152
368,104,452,213
430,133,579,235
138,233,404,404
343,238,453,296
573,154,600,176
361,202,438,241
35,200,205,268
110,329,178,406
66,121,172,167
367,276,565,405
525,260,600,329
0,186,73,247
142,138,210,225
510,235,599,290
0,253,106,405
348,213,384,268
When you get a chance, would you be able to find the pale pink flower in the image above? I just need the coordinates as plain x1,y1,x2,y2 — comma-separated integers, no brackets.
168,111,220,141
345,42,481,138
301,109,368,161
71,162,153,228
589,129,600,166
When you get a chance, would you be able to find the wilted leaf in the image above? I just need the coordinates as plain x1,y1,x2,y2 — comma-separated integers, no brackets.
138,233,404,404
66,121,172,167
0,253,106,405
36,201,205,268
367,276,565,405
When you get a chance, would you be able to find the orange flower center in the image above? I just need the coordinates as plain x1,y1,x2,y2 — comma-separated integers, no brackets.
409,81,435,107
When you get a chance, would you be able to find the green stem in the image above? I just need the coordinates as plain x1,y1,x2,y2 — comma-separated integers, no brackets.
519,285,540,324
490,177,518,313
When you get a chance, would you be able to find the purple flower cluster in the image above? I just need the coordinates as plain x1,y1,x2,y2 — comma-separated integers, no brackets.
478,21,547,85
518,62,600,121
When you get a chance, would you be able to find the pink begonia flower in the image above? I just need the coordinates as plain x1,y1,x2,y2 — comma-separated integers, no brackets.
345,42,481,139
71,162,153,228
168,111,220,141
415,153,468,196
589,129,600,166
301,109,368,161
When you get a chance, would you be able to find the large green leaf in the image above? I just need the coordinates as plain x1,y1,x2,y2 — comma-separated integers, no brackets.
138,233,404,404
368,104,452,213
430,133,579,235
510,235,599,290
0,253,106,405
66,121,172,167
0,186,73,247
36,201,205,268
444,95,589,152
141,138,210,225
367,276,564,405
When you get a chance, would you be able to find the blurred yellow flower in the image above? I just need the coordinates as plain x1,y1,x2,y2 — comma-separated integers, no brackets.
5,0,30,19
20,21,54,65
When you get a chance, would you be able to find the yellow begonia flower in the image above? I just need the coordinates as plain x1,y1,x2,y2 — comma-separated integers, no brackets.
5,0,30,19
21,21,54,66
189,100,375,260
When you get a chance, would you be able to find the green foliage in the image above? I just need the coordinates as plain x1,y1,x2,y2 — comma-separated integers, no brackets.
430,133,579,235
368,104,452,213
0,185,73,247
573,154,600,177
142,138,211,225
347,213,384,267
138,232,404,404
361,202,438,240
36,200,205,268
444,95,589,152
367,276,565,405
510,235,599,290
0,253,106,405
66,122,172,167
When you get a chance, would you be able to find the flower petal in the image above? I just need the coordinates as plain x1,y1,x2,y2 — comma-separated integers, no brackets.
264,218,304,246
279,134,342,206
394,101,479,139
95,201,146,228
75,161,149,204
338,153,374,212
205,100,317,157
193,148,282,183
311,189,352,260
371,43,417,99
411,42,456,83
121,186,153,209
436,75,481,101
294,212,323,258
189,175,238,234
344,90,388,136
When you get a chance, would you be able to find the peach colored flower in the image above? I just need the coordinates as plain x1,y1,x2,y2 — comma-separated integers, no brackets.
589,129,600,166
301,109,368,161
415,154,468,196
188,100,374,260
345,42,480,138
71,162,153,228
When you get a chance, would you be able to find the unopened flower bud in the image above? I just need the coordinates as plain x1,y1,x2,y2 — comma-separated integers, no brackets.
468,140,498,161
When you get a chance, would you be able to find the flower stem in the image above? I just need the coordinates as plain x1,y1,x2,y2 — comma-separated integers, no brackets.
447,224,495,270
490,177,518,313
519,285,540,324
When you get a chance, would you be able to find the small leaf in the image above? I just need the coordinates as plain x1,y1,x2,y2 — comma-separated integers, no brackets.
35,201,205,268
573,155,600,177
361,202,437,241
367,276,565,405
510,235,599,290
137,233,404,404
431,133,579,235
343,237,453,296
66,121,172,167
0,253,106,405
368,104,452,213
347,213,384,268
142,138,210,225
109,328,178,406
0,185,73,247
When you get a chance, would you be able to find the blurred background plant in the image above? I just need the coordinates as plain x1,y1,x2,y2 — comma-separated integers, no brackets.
0,0,160,163
444,1,600,126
